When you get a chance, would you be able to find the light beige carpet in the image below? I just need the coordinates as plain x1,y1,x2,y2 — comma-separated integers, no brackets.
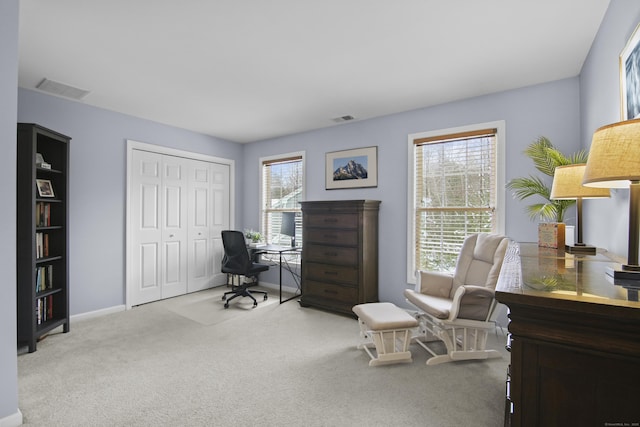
18,288,509,427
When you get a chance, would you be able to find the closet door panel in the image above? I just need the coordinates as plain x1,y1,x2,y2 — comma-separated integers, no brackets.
210,163,230,281
188,160,212,292
161,156,188,299
130,150,163,305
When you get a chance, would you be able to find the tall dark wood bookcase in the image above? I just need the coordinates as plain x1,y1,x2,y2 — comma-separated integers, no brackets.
16,123,70,353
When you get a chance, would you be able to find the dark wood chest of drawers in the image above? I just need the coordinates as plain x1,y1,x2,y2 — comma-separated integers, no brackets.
299,200,380,315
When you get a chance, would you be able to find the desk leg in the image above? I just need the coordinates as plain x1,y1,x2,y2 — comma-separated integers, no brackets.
280,251,283,304
278,250,302,304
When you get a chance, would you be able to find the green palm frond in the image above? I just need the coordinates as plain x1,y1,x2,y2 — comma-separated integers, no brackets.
526,203,559,222
508,136,583,222
568,149,589,164
524,137,556,176
506,176,550,200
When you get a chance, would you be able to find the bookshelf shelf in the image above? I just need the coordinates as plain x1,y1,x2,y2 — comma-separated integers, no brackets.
36,318,68,335
36,287,62,297
35,255,64,264
17,123,70,353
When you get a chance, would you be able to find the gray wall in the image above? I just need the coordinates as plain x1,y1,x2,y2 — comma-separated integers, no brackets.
0,1,19,424
581,0,640,257
243,77,582,307
17,88,244,315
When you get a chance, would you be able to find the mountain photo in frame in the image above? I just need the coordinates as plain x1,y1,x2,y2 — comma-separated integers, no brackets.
325,146,378,189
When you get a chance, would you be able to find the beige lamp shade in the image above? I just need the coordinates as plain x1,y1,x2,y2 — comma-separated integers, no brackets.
583,118,640,188
550,164,610,200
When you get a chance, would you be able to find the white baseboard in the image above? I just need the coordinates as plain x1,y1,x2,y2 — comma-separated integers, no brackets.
70,305,126,322
0,409,23,427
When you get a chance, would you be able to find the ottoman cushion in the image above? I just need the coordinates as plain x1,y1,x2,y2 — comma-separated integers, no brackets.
352,302,418,330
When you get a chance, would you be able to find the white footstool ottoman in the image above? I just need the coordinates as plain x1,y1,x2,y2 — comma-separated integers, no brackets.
352,302,419,366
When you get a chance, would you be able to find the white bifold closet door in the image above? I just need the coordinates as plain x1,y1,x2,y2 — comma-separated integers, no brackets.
187,160,230,292
129,149,229,306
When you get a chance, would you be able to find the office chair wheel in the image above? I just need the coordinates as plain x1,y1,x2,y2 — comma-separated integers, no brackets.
263,295,268,301
253,301,258,308
222,295,226,301
224,302,229,309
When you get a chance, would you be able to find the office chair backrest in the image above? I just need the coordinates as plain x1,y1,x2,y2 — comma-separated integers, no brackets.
221,230,251,274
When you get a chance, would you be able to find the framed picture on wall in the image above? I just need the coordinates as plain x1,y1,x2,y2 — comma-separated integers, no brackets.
325,146,378,190
620,23,640,120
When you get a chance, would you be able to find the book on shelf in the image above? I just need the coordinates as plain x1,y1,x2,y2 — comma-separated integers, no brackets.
35,265,54,292
35,232,49,258
36,295,54,324
36,202,51,227
36,232,42,258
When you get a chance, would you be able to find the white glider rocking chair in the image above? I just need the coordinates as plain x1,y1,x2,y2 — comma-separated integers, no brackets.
404,233,509,365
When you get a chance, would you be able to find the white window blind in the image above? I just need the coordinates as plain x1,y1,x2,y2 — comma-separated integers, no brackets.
261,155,303,245
413,128,498,273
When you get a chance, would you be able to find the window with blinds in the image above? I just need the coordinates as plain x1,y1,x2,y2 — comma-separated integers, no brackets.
412,127,499,273
261,153,304,246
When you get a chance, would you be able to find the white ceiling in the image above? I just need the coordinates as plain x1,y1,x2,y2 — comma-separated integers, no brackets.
18,0,611,143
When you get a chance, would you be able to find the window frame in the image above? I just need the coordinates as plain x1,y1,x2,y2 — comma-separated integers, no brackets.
259,151,306,246
406,121,506,284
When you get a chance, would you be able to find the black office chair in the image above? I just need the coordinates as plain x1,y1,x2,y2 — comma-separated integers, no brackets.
220,230,269,308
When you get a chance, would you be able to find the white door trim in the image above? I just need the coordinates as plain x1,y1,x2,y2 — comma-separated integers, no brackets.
126,140,235,309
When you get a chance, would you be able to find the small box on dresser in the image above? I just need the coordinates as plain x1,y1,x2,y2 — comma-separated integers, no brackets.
299,200,380,316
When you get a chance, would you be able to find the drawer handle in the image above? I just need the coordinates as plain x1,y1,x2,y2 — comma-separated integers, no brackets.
324,289,338,294
324,271,338,276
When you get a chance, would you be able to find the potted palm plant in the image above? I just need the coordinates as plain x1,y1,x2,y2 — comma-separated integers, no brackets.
506,136,588,247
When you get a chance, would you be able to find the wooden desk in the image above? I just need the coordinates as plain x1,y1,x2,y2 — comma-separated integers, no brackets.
496,242,640,427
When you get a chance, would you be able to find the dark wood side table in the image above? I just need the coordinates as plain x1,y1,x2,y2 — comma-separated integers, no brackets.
496,242,640,427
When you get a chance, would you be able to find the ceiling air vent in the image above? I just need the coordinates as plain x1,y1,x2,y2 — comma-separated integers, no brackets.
332,115,355,123
36,78,90,100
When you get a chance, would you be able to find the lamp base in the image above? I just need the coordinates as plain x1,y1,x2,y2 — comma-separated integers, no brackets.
606,265,640,281
565,243,596,255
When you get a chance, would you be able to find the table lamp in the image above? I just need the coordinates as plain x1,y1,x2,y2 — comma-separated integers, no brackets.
583,118,640,279
550,164,610,254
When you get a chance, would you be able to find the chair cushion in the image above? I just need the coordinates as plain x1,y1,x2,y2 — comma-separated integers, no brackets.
417,270,453,298
452,233,508,296
473,233,506,264
248,262,270,275
404,289,452,319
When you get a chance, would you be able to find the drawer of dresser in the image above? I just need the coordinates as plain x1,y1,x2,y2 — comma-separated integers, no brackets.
306,228,358,245
303,280,358,302
305,213,358,229
305,244,358,265
305,262,358,285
